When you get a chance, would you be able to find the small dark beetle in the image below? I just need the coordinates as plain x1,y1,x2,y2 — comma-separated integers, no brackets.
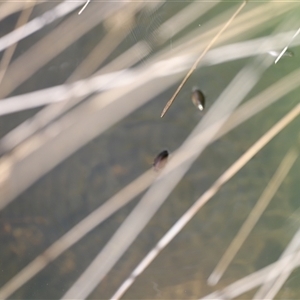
191,89,205,111
153,150,169,171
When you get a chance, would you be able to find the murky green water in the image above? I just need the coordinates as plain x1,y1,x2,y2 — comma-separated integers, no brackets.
0,2,300,299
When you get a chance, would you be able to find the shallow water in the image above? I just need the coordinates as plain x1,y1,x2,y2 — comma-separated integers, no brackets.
0,2,300,299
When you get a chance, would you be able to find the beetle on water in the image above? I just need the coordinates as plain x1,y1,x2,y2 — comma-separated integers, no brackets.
153,150,169,171
191,88,205,111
